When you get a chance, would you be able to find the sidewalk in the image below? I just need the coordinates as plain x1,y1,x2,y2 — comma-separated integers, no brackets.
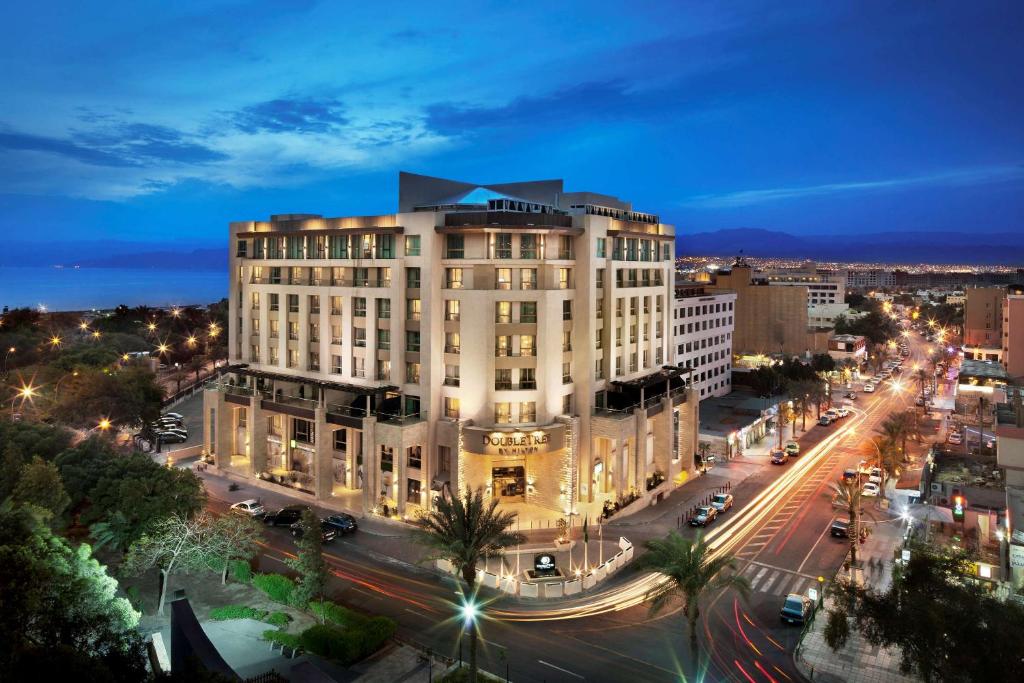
796,513,918,683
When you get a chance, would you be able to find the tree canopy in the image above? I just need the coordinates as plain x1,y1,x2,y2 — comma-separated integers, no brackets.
826,543,1024,682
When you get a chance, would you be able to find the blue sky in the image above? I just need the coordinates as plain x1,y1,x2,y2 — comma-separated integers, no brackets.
1,0,1022,247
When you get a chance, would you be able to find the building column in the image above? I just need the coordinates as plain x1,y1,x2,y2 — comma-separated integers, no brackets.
360,417,378,512
250,395,267,476
313,408,333,500
397,443,407,515
203,388,228,468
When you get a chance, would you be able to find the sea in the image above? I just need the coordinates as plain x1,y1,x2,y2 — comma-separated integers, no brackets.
1,266,227,311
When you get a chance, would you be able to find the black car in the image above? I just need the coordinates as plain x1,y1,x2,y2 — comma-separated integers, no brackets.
323,513,358,534
156,430,188,444
831,519,850,538
290,520,338,543
263,505,310,526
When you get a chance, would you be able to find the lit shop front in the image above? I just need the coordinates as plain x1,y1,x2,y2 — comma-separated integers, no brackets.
460,424,573,512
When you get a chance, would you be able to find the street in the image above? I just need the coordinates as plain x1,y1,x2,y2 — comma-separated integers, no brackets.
194,335,930,683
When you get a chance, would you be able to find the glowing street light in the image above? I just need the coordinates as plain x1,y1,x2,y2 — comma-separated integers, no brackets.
98,418,111,431
186,335,198,348
146,321,158,333
171,307,181,318
18,384,36,400
208,322,220,338
91,330,101,339
460,598,479,627
49,335,62,348
79,321,90,331
157,343,170,355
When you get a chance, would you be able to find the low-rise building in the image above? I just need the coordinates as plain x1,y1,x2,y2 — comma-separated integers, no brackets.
672,282,736,400
964,286,1005,362
828,334,866,364
1002,286,1024,381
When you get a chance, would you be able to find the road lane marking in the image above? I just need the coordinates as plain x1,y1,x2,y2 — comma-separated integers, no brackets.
759,571,779,594
749,567,769,590
538,660,584,679
796,516,839,575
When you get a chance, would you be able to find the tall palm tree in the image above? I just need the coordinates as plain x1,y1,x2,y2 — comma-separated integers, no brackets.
831,479,864,568
412,487,525,682
808,379,829,419
634,531,750,657
861,435,900,497
789,379,816,432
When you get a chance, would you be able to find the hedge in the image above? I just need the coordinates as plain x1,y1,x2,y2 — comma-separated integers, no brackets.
210,605,268,621
262,629,301,650
301,602,396,664
264,611,292,628
252,573,296,605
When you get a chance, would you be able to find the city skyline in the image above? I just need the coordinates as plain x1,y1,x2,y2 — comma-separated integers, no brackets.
1,1,1022,250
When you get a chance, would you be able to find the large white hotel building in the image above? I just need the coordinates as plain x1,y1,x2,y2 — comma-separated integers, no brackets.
204,173,699,517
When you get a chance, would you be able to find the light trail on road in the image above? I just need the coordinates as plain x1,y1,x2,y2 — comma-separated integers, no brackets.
490,403,877,622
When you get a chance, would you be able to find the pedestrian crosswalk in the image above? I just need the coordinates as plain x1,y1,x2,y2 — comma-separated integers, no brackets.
740,562,817,597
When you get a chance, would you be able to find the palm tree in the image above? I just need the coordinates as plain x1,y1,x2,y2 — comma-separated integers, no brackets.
89,511,135,552
830,479,864,568
861,435,900,497
634,531,751,657
412,487,525,682
188,353,207,385
697,442,712,473
789,379,816,432
807,379,828,419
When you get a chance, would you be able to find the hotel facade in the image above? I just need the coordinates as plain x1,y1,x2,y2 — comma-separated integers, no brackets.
204,173,699,517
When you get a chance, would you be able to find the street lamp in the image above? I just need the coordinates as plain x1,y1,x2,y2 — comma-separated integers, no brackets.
91,330,101,340
79,321,89,331
459,597,481,680
49,335,62,348
171,307,181,318
186,334,198,349
98,418,111,431
817,576,825,607
146,321,158,333
2,346,15,374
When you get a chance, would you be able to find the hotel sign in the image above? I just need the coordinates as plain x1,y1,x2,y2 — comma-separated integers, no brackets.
464,425,565,456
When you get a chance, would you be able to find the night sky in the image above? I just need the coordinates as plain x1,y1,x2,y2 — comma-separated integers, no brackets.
1,1,1022,248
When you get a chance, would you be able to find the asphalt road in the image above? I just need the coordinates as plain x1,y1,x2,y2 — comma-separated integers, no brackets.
200,333,929,682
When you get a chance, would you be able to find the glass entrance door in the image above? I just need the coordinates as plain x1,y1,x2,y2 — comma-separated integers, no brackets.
492,465,525,500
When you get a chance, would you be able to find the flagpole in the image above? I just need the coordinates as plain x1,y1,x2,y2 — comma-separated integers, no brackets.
516,515,521,578
583,515,589,573
599,518,603,566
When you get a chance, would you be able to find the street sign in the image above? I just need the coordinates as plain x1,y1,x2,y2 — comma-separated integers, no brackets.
1010,544,1024,569
901,549,911,562
534,553,556,572
808,587,819,602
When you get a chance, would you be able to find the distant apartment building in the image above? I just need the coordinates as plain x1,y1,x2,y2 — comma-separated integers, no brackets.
203,172,699,518
845,268,895,291
673,282,736,399
1002,286,1024,381
964,286,1006,362
709,259,811,356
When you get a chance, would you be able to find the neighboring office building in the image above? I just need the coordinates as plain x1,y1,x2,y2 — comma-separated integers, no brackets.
996,393,1024,588
204,171,699,519
709,258,811,356
673,282,736,399
763,265,845,305
809,302,852,328
964,286,1005,362
1003,286,1024,382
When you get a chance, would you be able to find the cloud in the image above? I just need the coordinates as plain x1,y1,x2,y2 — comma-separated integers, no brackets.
0,121,228,169
230,97,348,134
425,80,642,136
682,165,1024,208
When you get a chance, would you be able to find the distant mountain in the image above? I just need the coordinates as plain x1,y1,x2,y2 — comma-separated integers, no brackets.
677,229,1024,265
1,241,226,270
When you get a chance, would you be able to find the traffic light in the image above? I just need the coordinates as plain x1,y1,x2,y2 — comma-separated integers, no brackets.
952,494,965,522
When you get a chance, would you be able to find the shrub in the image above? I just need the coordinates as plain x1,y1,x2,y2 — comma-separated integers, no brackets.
263,629,301,650
264,611,292,628
230,559,252,583
310,600,357,626
252,573,296,605
300,604,396,664
210,605,268,621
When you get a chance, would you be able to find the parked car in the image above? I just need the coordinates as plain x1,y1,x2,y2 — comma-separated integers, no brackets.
825,408,839,420
864,384,875,393
830,519,851,538
323,513,359,534
263,505,310,526
230,499,266,517
818,415,833,426
784,441,800,456
689,505,718,527
290,520,338,543
837,407,851,418
771,449,789,465
780,594,813,625
151,418,183,429
155,430,188,444
948,431,963,445
162,412,184,421
710,493,734,512
842,468,859,481
862,482,880,497
845,392,857,400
